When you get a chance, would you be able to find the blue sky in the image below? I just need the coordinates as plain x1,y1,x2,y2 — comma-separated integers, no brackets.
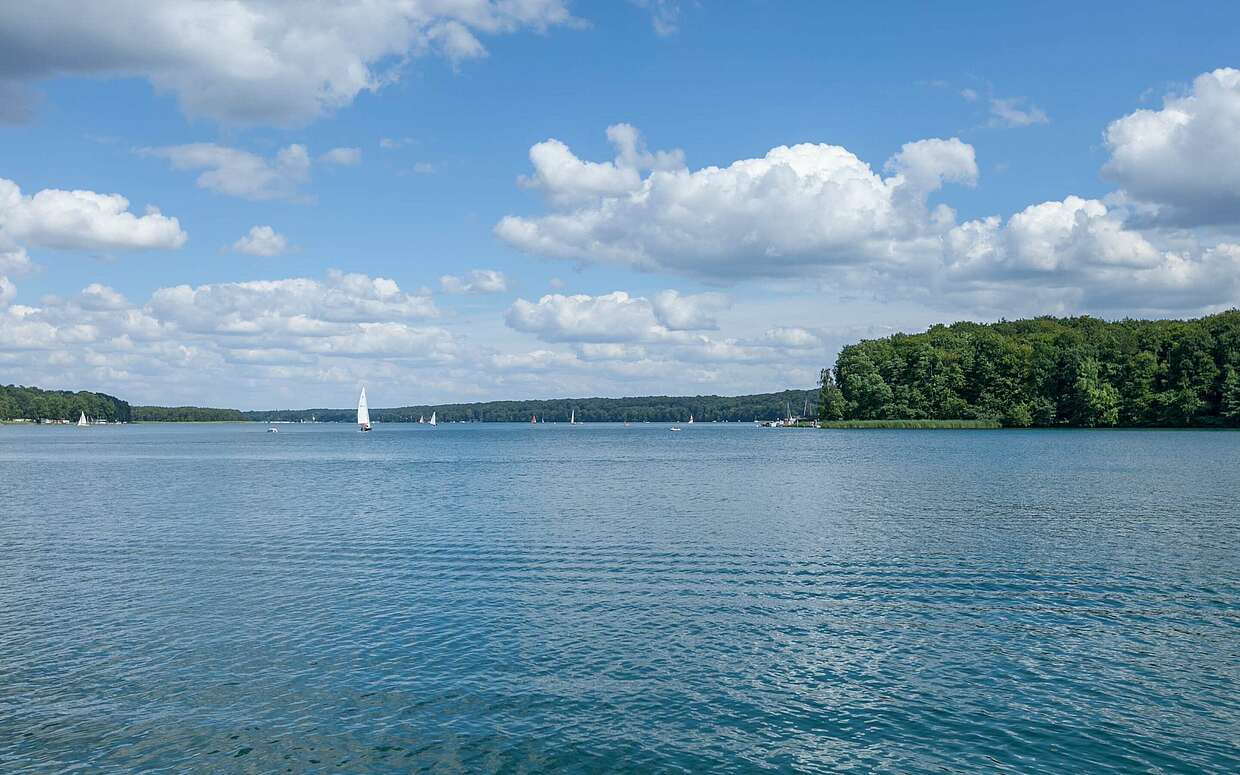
2,1,1240,408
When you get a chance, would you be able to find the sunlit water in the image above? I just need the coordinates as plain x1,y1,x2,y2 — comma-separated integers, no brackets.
1,423,1237,773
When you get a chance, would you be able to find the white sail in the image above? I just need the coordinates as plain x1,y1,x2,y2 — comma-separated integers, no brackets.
570,409,576,424
429,411,437,426
357,387,371,429
688,414,694,424
77,411,87,427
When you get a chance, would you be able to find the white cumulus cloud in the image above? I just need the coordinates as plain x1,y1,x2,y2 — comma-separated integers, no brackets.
0,1,578,125
944,196,1240,314
518,123,685,207
497,126,976,280
1103,68,1240,225
651,290,729,330
231,225,289,257
0,177,186,252
150,270,438,335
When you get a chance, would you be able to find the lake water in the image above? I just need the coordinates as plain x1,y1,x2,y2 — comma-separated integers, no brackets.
1,423,1237,773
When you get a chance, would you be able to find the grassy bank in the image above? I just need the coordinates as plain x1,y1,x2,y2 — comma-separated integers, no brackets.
817,419,1003,429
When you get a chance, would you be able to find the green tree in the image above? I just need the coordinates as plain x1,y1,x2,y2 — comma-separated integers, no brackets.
1221,365,1240,424
818,368,846,421
836,350,893,420
1118,350,1158,425
1067,357,1120,427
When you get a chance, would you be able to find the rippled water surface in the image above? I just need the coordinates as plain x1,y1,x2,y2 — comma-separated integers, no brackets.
1,423,1238,773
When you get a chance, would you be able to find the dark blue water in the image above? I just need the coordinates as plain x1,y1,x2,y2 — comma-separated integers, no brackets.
1,424,1237,773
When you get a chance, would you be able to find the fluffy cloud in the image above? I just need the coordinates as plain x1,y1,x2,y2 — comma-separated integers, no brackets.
0,270,458,406
506,291,668,343
0,177,186,252
231,225,288,257
650,290,728,330
0,243,32,275
440,269,509,294
78,283,130,311
518,123,684,207
506,290,735,343
504,290,825,372
150,270,438,334
947,196,1160,275
1103,68,1240,225
320,147,361,166
497,111,1240,316
944,196,1240,314
497,126,975,279
142,143,312,201
0,1,577,125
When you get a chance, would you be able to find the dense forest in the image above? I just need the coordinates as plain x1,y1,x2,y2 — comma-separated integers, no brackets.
820,311,1240,427
0,385,131,422
243,390,817,424
130,406,247,422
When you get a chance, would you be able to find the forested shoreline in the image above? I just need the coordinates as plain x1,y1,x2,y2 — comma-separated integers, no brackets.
820,312,1240,427
1,386,814,424
130,406,247,422
0,385,131,422
242,390,816,424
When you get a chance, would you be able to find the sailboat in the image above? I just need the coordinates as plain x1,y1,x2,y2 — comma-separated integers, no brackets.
429,411,437,427
688,414,694,424
418,414,425,424
77,411,88,428
531,414,537,424
357,387,372,431
570,409,577,425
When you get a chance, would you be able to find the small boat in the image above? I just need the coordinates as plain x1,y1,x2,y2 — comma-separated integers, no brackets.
569,409,576,425
531,414,537,424
418,414,425,424
429,411,437,427
669,426,682,432
267,427,279,433
77,411,88,428
688,414,694,424
357,387,372,432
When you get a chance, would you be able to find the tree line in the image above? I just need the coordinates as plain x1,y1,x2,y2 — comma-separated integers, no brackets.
0,385,131,422
819,311,1240,427
130,406,247,422
243,390,818,424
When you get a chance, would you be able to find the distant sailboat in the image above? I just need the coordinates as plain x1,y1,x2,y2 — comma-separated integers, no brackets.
570,409,576,425
77,411,87,428
357,387,372,432
531,414,537,424
429,411,437,427
688,414,694,424
418,414,425,424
